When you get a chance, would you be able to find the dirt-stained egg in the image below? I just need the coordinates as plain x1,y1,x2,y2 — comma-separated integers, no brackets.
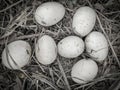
34,2,65,26
2,40,31,69
71,59,98,84
85,31,108,62
72,6,96,37
35,35,57,65
57,36,84,58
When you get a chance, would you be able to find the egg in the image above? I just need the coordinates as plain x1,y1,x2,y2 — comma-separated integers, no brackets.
58,36,84,58
85,31,108,62
71,59,98,84
2,40,31,69
34,2,65,26
35,35,57,65
72,6,96,37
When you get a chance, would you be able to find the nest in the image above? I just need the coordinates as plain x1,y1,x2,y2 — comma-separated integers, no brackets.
0,0,120,90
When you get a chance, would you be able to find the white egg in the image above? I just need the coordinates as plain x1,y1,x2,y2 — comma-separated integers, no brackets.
57,36,84,58
34,2,65,26
2,40,31,69
85,31,108,62
71,59,98,84
72,6,96,37
35,35,57,65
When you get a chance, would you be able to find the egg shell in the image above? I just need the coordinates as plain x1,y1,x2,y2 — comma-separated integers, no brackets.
71,59,98,84
2,40,31,69
72,6,96,37
85,31,108,62
35,35,57,65
34,2,65,26
58,36,84,58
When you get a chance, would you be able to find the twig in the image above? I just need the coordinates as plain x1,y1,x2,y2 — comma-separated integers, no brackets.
0,7,33,40
111,34,120,45
97,15,120,67
57,57,71,90
32,73,59,90
108,78,120,90
20,69,33,81
0,0,23,13
16,34,40,40
0,25,18,39
85,0,114,22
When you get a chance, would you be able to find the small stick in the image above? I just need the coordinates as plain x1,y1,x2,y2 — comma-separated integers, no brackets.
57,57,71,90
16,33,40,40
97,15,120,67
108,78,120,90
0,0,23,13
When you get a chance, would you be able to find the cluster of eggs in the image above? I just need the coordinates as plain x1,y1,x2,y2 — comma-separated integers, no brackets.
1,2,108,84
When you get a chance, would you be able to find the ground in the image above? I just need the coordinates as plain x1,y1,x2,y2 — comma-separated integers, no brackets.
0,0,120,90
